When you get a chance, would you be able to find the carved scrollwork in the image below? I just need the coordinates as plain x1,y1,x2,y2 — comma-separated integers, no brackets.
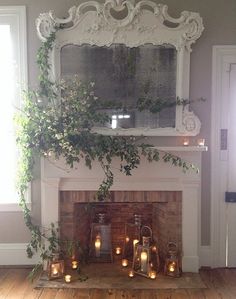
182,106,201,135
36,12,57,42
36,0,204,51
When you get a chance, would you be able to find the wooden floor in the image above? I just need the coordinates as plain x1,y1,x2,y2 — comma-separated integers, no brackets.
0,268,236,298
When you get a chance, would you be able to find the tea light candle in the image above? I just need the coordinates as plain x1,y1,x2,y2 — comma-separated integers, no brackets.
197,138,205,146
115,247,121,255
128,270,134,278
152,246,157,252
122,259,128,267
125,236,130,242
95,237,101,257
149,270,157,279
141,251,148,273
64,274,71,283
183,138,189,146
72,260,78,270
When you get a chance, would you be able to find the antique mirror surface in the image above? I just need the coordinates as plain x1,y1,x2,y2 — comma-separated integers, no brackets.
36,0,204,136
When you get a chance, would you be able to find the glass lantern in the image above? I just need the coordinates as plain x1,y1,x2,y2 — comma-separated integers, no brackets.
122,214,142,262
89,213,113,262
132,226,160,278
47,252,65,280
164,242,181,277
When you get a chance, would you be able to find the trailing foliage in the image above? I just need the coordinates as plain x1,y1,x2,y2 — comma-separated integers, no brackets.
15,29,199,276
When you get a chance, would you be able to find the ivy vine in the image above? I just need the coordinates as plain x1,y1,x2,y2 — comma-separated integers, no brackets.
15,28,199,276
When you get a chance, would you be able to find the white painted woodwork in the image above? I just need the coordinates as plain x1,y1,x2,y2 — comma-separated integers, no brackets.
211,46,236,268
41,146,206,272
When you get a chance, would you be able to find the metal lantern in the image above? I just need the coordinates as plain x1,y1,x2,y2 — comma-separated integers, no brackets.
122,214,142,262
89,213,113,262
164,242,181,277
132,226,160,278
47,253,65,280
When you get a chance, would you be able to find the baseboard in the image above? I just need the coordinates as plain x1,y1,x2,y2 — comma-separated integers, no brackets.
0,243,40,266
199,246,212,267
182,256,199,272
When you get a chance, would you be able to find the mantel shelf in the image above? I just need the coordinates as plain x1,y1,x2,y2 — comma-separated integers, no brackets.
154,146,208,152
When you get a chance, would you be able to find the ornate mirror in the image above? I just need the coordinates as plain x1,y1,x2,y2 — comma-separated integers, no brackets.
36,0,204,136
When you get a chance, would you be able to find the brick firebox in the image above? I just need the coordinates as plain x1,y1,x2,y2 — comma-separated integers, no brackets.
59,191,182,262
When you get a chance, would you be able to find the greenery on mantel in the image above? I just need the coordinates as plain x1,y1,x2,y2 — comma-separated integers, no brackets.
15,28,199,278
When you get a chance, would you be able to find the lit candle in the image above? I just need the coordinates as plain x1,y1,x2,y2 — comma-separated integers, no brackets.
71,260,78,270
152,246,157,252
125,236,130,242
64,274,71,283
95,236,101,257
133,239,139,252
149,270,157,279
183,138,189,146
141,251,148,273
168,262,176,272
122,259,128,267
197,138,205,146
128,270,134,278
51,264,58,276
115,247,121,255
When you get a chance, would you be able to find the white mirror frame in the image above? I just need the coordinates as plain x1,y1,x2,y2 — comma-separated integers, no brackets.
36,0,204,136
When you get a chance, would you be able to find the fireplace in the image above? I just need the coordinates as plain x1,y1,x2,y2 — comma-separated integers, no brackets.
41,147,204,272
59,191,182,266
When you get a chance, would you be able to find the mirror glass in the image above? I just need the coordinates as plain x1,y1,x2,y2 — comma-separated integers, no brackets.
61,44,177,129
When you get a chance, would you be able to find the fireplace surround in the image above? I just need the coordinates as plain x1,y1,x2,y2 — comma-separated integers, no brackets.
41,146,206,272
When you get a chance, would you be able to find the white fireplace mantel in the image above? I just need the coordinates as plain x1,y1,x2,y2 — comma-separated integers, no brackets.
41,146,207,272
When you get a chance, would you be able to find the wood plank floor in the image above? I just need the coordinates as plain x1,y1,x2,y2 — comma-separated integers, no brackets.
0,268,236,298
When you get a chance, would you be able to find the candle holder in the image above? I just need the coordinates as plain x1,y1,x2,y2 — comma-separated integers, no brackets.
71,260,78,270
128,270,134,278
183,137,189,146
115,247,122,255
47,252,65,280
149,270,157,279
122,258,128,267
164,242,181,277
89,213,113,262
132,226,160,278
64,274,72,283
122,215,142,262
197,138,205,147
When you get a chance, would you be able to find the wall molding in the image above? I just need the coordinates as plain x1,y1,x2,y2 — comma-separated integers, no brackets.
211,45,236,267
0,243,40,266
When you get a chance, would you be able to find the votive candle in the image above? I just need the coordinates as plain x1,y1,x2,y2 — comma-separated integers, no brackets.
115,247,121,255
64,274,71,283
72,260,78,270
122,259,128,267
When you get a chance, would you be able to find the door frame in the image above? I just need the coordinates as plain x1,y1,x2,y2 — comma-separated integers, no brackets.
211,45,236,267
